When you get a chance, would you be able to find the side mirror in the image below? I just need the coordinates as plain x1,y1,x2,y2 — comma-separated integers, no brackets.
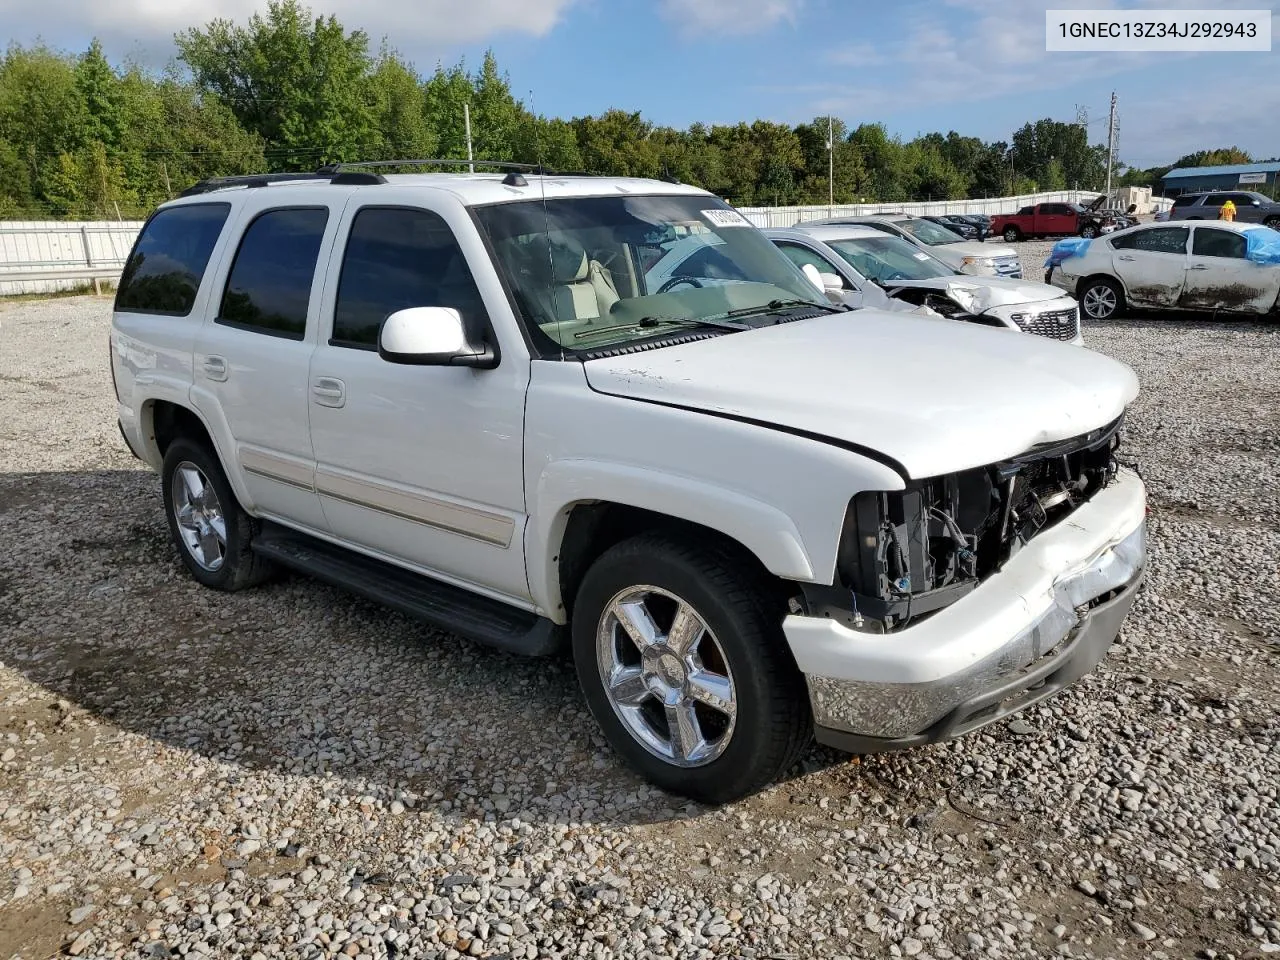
378,307,496,368
819,271,845,293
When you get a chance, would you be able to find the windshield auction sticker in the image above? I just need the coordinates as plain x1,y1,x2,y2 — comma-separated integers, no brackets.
702,209,752,228
1047,9,1270,51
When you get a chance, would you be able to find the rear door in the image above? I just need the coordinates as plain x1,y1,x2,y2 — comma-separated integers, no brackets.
191,194,342,532
1182,226,1278,312
1040,203,1073,235
1109,226,1189,306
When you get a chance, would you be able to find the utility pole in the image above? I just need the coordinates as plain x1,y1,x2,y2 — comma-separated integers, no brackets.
827,115,834,217
1105,91,1117,199
464,103,475,173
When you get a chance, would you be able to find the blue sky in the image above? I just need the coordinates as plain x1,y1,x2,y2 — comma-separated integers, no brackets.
4,0,1277,168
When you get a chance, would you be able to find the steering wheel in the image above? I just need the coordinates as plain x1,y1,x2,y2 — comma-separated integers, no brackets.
657,276,704,294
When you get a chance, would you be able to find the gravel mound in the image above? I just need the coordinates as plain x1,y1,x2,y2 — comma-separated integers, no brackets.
1,295,1277,960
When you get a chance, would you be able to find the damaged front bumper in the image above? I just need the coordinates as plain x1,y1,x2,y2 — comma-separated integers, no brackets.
783,468,1146,751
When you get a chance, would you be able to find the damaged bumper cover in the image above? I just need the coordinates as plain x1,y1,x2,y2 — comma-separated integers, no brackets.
783,468,1146,750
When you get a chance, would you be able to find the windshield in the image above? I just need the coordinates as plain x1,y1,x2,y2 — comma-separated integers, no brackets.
827,235,956,285
896,218,964,246
474,195,825,354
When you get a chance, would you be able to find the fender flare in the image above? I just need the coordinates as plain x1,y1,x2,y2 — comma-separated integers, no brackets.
528,458,819,620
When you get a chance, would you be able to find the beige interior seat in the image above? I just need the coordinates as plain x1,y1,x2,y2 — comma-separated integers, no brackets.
551,251,621,323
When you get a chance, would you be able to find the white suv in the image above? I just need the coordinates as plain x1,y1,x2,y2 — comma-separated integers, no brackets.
111,166,1148,803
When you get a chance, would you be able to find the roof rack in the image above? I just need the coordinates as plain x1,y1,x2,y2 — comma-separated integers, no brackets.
177,158,624,198
178,167,386,197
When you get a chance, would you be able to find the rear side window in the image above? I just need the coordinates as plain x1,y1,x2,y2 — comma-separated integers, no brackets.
218,208,329,340
1201,195,1228,207
115,204,230,316
332,207,490,348
1192,228,1248,259
1111,227,1188,253
1171,195,1200,208
1017,206,1035,216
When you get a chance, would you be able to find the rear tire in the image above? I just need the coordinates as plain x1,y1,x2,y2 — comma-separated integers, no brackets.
161,437,274,590
571,533,811,804
1079,276,1124,321
1002,226,1021,243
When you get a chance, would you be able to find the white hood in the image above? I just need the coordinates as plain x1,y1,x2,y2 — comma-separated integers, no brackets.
886,276,1067,312
583,311,1137,478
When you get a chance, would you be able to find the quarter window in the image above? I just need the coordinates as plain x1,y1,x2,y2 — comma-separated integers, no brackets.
332,207,490,348
1192,228,1248,259
218,208,329,340
1111,227,1188,254
115,204,230,316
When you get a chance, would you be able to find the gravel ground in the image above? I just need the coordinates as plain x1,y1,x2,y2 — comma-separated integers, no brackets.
1,295,1278,960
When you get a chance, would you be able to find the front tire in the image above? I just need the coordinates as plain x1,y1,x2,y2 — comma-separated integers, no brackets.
1079,276,1124,321
571,534,811,804
1265,216,1280,228
161,437,273,590
1080,223,1098,239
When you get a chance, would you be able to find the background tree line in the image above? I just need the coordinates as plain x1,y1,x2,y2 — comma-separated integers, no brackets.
0,0,1260,219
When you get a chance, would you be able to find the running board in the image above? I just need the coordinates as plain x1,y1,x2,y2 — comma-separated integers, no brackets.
253,523,563,656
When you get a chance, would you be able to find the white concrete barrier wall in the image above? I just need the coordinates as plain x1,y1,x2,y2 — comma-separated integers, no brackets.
0,221,143,296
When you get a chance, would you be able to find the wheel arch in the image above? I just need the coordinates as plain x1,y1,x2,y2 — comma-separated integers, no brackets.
1076,272,1127,315
140,398,255,511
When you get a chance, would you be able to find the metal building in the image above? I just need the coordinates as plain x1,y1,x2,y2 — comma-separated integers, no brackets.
1161,161,1280,198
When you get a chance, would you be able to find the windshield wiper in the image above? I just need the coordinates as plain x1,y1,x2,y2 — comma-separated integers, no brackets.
718,298,842,320
572,315,747,340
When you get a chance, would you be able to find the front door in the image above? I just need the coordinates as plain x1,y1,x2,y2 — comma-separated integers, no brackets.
1182,226,1280,312
1109,226,1189,307
307,202,531,604
191,197,340,532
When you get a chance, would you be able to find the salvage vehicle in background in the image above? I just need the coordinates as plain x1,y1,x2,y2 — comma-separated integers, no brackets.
1045,221,1280,320
921,214,982,240
990,199,1107,243
801,213,1022,278
1166,190,1280,226
112,165,1146,803
765,224,1082,343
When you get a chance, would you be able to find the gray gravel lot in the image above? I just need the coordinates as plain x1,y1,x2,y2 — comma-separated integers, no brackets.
1,295,1278,960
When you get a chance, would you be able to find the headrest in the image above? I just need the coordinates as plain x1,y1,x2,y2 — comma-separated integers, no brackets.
524,236,589,284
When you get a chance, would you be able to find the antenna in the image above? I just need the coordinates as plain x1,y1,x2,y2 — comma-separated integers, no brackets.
464,103,475,174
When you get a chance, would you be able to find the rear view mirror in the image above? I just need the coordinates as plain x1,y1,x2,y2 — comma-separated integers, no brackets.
378,307,496,368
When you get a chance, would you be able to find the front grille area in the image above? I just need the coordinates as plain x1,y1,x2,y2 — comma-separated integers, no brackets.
1019,306,1080,341
995,257,1022,278
835,417,1123,628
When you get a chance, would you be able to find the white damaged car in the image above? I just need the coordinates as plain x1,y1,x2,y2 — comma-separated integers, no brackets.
766,224,1083,344
1046,220,1280,320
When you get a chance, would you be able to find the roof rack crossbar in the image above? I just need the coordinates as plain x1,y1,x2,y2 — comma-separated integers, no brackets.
331,159,543,173
178,168,385,197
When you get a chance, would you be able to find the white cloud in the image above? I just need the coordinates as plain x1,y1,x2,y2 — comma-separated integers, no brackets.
659,0,800,36
806,0,1275,159
0,0,578,61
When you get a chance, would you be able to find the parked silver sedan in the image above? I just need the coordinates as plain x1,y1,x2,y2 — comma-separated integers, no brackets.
765,225,1083,344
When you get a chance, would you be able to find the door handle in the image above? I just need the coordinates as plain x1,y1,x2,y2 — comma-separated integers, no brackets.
1117,255,1135,261
202,356,228,381
312,376,346,408
1189,264,1209,270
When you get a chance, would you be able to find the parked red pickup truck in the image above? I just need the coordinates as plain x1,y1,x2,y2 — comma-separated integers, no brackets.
990,198,1106,243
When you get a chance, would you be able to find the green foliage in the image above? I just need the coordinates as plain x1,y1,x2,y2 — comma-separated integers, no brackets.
0,6,1224,220
1173,147,1252,168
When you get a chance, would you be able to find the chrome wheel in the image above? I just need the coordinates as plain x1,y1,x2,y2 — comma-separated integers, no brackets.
1082,283,1118,319
596,585,737,768
171,461,226,571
